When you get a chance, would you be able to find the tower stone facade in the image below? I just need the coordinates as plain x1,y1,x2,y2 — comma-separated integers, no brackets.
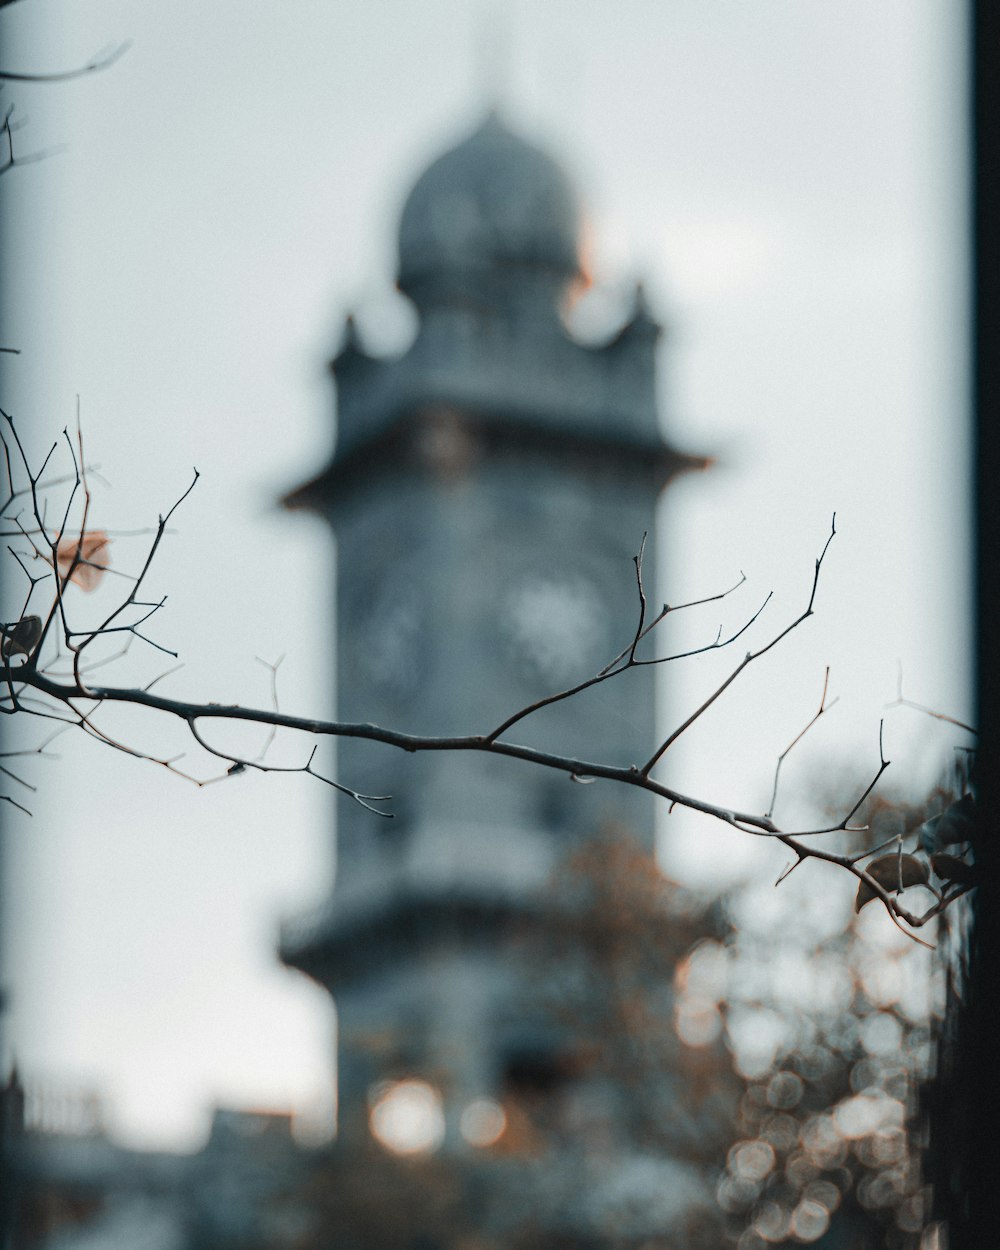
281,112,713,1244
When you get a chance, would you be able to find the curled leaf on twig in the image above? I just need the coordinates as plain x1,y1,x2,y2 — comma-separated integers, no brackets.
54,530,110,591
930,852,977,886
855,852,929,912
918,793,976,854
1,614,41,658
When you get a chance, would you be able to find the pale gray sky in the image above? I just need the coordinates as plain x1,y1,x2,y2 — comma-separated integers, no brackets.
0,1,969,1150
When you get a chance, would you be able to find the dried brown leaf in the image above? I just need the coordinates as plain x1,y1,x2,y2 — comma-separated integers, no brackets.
855,852,930,912
55,530,110,591
1,614,41,657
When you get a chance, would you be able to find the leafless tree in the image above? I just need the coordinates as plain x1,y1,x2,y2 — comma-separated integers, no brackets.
0,412,976,943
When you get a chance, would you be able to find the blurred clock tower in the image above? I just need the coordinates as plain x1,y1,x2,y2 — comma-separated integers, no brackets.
281,110,709,1240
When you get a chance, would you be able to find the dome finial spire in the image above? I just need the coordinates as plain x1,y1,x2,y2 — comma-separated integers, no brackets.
475,4,512,116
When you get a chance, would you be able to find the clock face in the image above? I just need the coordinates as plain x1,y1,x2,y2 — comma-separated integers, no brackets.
499,571,610,688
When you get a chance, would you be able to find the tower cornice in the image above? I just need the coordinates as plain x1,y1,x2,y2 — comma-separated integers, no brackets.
283,406,709,516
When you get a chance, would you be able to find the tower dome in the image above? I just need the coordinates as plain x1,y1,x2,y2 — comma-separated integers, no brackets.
397,111,582,300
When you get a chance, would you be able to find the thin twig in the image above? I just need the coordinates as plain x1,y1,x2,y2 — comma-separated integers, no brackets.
0,41,131,83
486,538,752,743
766,666,839,818
887,663,977,735
642,516,836,775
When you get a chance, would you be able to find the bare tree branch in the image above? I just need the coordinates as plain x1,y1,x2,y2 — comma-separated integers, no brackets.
486,538,756,743
887,663,977,735
0,40,131,84
641,517,837,775
766,666,839,819
0,424,974,943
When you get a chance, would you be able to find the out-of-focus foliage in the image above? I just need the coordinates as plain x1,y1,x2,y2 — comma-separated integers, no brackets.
289,790,968,1250
537,826,742,1172
677,781,969,1249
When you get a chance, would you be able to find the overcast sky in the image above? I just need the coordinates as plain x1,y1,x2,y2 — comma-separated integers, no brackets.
0,1,969,1151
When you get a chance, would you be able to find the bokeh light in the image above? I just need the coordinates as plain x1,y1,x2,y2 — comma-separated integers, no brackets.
459,1097,507,1148
368,1079,445,1155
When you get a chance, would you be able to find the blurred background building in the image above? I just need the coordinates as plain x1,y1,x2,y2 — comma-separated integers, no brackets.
0,0,967,1157
278,110,719,1246
0,3,968,1248
6,107,736,1250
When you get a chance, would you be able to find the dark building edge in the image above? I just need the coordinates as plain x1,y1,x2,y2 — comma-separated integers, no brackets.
966,2,1000,1247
